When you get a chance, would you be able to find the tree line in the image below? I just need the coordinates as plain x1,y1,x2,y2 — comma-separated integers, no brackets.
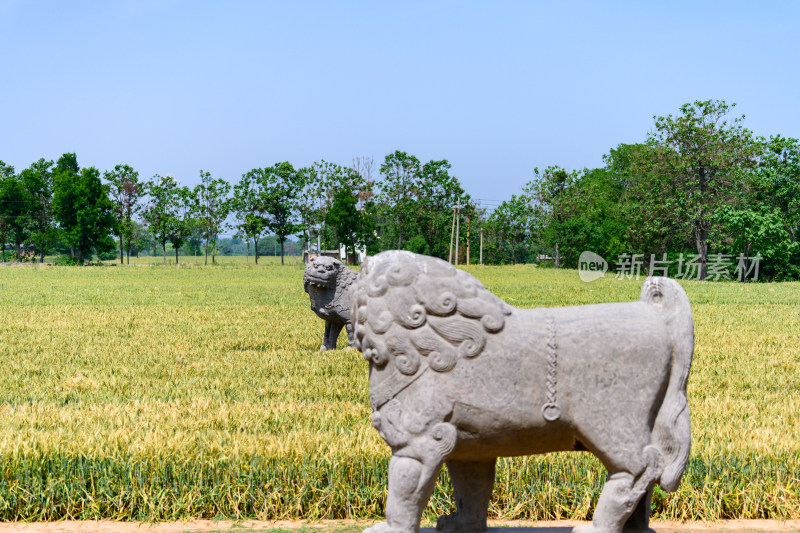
1,99,798,280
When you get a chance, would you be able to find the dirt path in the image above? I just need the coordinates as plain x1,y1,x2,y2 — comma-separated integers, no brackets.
0,520,797,533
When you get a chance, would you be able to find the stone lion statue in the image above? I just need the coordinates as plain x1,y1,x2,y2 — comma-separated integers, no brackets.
303,255,359,351
353,250,694,533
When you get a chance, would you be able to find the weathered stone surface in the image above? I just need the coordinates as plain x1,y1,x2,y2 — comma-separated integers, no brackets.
353,251,694,533
303,256,359,351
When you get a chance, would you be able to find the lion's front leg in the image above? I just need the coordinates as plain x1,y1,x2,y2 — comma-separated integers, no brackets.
436,459,495,533
321,321,343,351
366,455,442,533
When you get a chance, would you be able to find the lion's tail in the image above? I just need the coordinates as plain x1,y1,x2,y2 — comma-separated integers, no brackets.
640,277,694,492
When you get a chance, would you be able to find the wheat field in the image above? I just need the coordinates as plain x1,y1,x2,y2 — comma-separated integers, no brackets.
0,258,797,521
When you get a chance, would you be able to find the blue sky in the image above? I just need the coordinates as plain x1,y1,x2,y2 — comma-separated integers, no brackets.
2,1,798,211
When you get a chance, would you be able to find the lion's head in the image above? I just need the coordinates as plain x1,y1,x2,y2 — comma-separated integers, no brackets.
353,251,513,378
304,256,353,291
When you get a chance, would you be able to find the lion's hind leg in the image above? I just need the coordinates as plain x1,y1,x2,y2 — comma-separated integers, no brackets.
321,321,343,351
436,459,496,533
574,446,661,533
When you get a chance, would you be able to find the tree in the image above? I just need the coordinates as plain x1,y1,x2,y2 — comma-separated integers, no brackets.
416,160,467,258
715,206,799,281
142,174,174,264
51,153,81,259
52,155,116,264
246,162,302,265
170,186,195,264
105,164,143,265
142,174,190,264
379,151,421,250
0,164,29,261
126,220,151,258
232,172,268,264
524,166,581,267
752,135,800,243
325,185,373,262
632,100,759,280
0,161,18,262
192,171,231,265
489,194,536,264
19,159,56,262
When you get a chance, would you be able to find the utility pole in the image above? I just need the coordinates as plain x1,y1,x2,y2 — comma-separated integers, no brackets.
448,205,457,264
466,212,470,265
480,228,483,265
455,199,460,266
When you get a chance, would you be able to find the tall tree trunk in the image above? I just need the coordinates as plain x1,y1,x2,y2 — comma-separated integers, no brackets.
70,247,75,259
254,238,259,265
77,249,83,265
176,245,180,264
212,236,216,265
163,243,167,265
554,243,560,268
280,239,285,265
204,236,209,265
126,248,130,264
694,226,708,281
119,236,124,265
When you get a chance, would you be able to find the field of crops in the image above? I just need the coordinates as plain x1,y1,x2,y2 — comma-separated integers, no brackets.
0,257,797,522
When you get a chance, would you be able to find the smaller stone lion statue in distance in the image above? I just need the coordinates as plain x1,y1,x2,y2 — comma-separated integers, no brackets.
354,250,694,533
303,255,359,351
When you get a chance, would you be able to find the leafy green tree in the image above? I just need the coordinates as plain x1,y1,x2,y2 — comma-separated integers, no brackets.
524,166,582,267
0,161,18,262
126,220,151,258
170,186,195,264
246,162,302,265
52,155,116,264
324,185,374,262
232,172,268,264
489,194,537,264
632,100,759,280
192,171,231,265
0,165,29,260
19,159,56,262
379,151,421,250
416,160,468,258
142,175,177,264
752,135,800,242
105,164,143,265
715,206,799,281
51,153,81,259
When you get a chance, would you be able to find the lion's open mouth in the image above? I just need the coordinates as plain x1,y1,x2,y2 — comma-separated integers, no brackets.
305,272,336,288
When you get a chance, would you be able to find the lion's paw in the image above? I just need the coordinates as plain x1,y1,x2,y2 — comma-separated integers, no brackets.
436,513,486,533
363,522,395,533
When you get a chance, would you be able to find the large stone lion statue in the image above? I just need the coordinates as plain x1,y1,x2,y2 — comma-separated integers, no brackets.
353,250,694,533
303,255,359,350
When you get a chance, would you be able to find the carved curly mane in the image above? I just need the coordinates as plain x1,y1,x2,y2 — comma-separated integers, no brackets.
353,251,513,377
329,264,358,312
